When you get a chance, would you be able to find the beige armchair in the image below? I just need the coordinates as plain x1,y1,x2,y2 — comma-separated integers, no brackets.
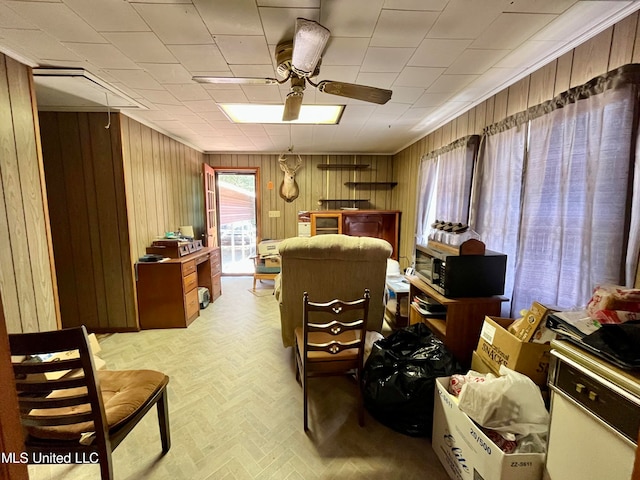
274,234,393,347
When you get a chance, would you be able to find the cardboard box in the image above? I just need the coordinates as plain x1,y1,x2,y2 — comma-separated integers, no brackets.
257,239,282,256
264,255,281,268
432,377,544,480
508,302,558,342
471,350,498,377
476,317,551,386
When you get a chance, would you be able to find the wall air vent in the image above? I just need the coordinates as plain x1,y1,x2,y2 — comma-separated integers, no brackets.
32,68,146,112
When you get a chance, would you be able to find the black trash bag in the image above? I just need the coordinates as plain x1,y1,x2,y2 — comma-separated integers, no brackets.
362,323,462,437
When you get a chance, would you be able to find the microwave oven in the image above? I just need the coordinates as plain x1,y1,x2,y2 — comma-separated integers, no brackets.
414,243,507,298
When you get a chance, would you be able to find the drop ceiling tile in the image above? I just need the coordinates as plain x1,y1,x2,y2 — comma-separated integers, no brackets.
505,0,577,14
64,0,148,32
193,0,263,36
258,7,320,45
0,4,36,29
184,100,219,113
156,104,192,115
165,84,211,101
134,110,174,121
393,66,444,88
214,35,271,65
370,10,438,47
230,64,277,78
382,0,447,10
240,85,283,102
208,89,250,103
414,91,451,107
320,0,385,37
198,110,229,123
321,37,369,66
141,63,193,84
132,4,212,44
6,2,104,43
103,69,163,90
494,40,557,69
263,124,290,135
427,0,504,39
134,88,181,105
0,29,81,62
408,39,472,67
530,1,622,42
471,13,556,49
388,86,425,104
103,32,176,63
316,65,360,83
426,74,479,94
361,47,414,73
445,49,510,75
356,72,398,89
258,0,319,7
167,45,227,72
63,43,138,69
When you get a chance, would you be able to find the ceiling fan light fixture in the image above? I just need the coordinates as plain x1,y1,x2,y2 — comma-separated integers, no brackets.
291,18,330,77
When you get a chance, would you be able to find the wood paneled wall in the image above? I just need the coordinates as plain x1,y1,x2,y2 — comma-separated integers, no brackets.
393,12,640,270
207,153,394,240
39,113,205,332
0,53,58,334
121,115,206,259
40,112,138,332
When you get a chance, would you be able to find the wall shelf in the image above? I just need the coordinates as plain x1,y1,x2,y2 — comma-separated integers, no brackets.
318,199,370,203
344,181,398,187
317,164,369,170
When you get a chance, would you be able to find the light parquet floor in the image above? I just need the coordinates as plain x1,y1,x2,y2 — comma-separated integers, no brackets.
28,277,449,480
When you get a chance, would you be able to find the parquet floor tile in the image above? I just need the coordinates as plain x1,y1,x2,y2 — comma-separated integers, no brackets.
27,277,449,480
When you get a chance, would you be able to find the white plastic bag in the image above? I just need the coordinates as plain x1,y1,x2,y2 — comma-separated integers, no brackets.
458,365,549,436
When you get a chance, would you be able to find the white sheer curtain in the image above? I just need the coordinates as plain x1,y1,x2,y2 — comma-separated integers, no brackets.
415,155,438,246
512,85,636,314
470,124,526,315
435,143,475,223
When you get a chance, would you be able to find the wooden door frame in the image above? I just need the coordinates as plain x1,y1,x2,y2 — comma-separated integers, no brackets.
213,167,261,275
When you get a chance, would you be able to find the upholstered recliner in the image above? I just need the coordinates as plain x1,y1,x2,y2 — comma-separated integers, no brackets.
274,234,393,347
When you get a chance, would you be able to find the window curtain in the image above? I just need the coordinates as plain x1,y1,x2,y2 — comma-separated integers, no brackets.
435,136,478,224
512,77,639,314
415,155,438,247
470,118,527,315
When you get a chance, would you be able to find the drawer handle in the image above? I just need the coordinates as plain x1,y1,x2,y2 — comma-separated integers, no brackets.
575,383,586,394
588,391,599,402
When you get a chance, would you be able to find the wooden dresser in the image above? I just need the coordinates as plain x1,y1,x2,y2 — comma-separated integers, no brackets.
136,246,221,329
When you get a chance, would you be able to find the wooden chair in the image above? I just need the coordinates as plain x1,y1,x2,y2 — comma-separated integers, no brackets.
9,326,170,480
295,289,370,431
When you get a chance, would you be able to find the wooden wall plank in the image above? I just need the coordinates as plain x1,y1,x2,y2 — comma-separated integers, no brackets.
507,76,530,116
610,12,638,70
554,51,574,96
571,27,613,87
529,60,557,107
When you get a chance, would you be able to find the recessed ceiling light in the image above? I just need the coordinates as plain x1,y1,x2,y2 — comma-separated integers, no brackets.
219,104,344,124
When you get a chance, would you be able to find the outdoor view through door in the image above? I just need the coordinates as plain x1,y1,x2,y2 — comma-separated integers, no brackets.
217,172,257,275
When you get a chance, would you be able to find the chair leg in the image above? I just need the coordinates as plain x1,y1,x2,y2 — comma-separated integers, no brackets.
303,374,309,432
252,275,257,291
157,388,171,453
99,446,114,480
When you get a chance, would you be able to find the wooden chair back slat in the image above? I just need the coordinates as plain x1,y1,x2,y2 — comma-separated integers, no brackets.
21,412,95,427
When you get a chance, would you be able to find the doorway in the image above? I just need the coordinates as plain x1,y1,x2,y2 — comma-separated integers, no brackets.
216,169,260,275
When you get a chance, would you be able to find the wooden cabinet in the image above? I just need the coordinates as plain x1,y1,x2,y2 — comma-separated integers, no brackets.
310,210,400,259
408,275,505,368
136,247,221,329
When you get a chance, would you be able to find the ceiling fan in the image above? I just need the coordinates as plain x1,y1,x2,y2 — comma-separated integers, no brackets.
192,18,393,122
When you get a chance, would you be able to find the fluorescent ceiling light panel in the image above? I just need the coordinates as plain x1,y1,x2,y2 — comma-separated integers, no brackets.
219,104,344,124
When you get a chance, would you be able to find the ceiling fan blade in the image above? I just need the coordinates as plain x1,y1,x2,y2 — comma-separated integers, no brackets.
192,76,280,85
316,80,392,105
282,91,304,121
291,18,330,77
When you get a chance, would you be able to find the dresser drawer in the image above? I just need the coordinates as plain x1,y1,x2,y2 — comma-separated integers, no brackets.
183,271,197,293
185,287,199,320
182,260,196,276
211,273,222,300
210,248,221,274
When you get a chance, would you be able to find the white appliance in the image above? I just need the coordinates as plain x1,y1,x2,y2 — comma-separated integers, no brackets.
197,287,210,309
544,341,640,480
